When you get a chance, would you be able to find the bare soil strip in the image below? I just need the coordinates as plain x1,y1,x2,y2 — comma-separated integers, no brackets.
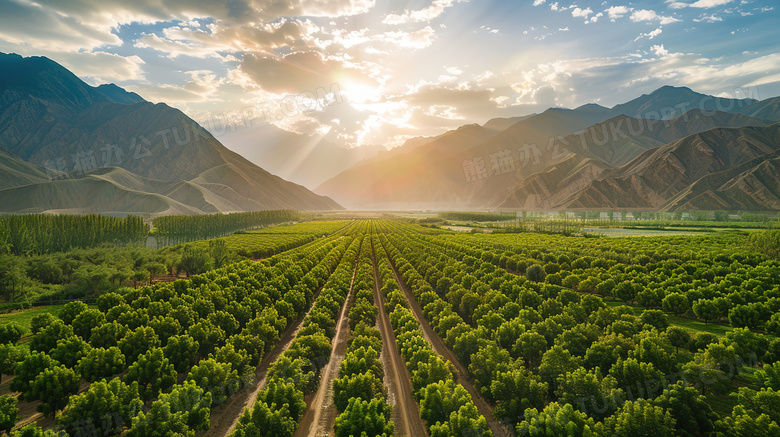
293,250,360,437
371,245,429,437
382,245,513,437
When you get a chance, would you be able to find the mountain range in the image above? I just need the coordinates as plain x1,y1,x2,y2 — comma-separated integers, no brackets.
0,53,341,214
1,51,779,214
315,86,780,211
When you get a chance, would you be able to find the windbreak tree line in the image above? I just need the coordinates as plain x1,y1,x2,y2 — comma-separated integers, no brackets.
0,214,148,255
153,210,300,246
439,211,516,222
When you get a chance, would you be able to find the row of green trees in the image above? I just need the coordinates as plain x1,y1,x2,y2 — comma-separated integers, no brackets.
0,214,148,255
375,230,492,436
153,210,299,245
378,220,780,435
333,236,393,437
451,230,779,330
232,230,362,436
439,211,516,222
0,224,352,436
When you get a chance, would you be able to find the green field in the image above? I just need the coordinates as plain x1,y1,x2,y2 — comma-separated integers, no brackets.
1,219,778,436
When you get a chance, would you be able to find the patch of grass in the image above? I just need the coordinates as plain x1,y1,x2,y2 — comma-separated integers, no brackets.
603,300,736,337
668,315,735,337
0,305,67,336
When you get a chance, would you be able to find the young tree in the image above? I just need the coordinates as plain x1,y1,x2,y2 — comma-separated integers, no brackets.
0,324,23,345
511,331,548,369
662,293,689,316
729,304,761,329
71,309,106,340
0,395,18,434
128,381,212,437
602,399,676,437
29,365,80,416
333,371,386,412
59,301,89,325
164,334,200,373
539,346,583,391
78,347,126,382
29,313,57,335
526,264,547,282
639,310,669,331
209,239,230,269
125,348,177,401
653,382,716,436
30,320,74,353
50,335,91,368
10,351,59,395
516,402,599,437
186,358,239,406
178,245,213,277
89,321,129,349
692,299,720,324
58,378,144,436
491,367,547,424
430,402,490,437
118,326,160,362
666,326,690,355
333,397,394,437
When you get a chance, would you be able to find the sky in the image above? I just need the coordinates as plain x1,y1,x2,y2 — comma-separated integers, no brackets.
0,0,778,149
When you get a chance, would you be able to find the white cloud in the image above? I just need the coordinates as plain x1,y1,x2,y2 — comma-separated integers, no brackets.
606,5,630,19
533,0,546,6
630,9,681,24
693,14,724,22
550,2,560,11
572,7,594,18
651,44,669,56
668,0,733,8
379,26,437,49
382,0,461,24
635,27,663,40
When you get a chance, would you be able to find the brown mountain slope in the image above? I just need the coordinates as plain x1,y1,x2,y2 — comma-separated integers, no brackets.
738,96,780,122
496,154,612,209
562,109,768,166
662,148,780,211
562,123,780,209
316,106,610,208
0,52,341,212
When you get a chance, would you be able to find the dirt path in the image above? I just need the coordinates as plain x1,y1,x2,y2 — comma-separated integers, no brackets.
203,284,325,437
380,243,513,437
371,244,428,437
293,250,360,437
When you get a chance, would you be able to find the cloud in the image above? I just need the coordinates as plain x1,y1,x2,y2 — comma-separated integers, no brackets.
0,0,120,52
630,9,680,24
635,27,663,40
533,0,546,6
378,26,437,49
651,44,669,56
606,5,630,19
693,14,723,22
668,0,733,8
572,7,593,18
240,51,378,95
136,18,318,58
382,0,461,24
